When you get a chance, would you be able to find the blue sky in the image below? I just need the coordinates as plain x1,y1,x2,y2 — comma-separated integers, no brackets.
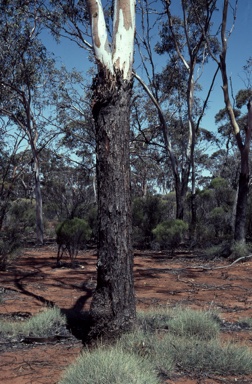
45,0,252,134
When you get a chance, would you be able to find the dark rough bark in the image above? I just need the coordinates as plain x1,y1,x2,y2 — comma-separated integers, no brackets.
234,172,249,242
190,192,197,238
89,71,136,340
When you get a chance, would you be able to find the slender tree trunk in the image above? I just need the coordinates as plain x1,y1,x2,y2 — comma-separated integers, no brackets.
233,102,252,242
175,165,190,220
234,172,249,242
190,153,197,239
89,72,136,340
33,153,44,245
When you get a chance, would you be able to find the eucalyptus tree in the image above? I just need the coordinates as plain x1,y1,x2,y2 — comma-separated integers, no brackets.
0,1,61,244
135,0,219,233
84,0,137,339
203,0,252,243
0,127,27,230
41,0,137,338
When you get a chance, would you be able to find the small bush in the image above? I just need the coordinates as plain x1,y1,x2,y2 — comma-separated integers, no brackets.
56,218,92,263
58,347,160,384
152,219,188,251
132,195,165,249
6,199,36,235
0,229,22,271
230,241,249,260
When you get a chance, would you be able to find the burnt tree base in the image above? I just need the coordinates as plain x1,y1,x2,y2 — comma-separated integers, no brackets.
89,71,136,341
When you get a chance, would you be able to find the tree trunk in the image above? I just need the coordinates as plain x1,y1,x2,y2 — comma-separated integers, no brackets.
89,72,136,340
234,172,249,242
33,154,44,245
233,102,252,242
175,166,189,220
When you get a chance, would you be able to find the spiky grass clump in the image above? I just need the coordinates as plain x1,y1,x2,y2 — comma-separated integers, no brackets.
167,307,220,340
59,306,252,380
137,307,171,332
0,306,66,338
155,334,252,375
58,347,160,384
137,307,220,340
118,329,174,372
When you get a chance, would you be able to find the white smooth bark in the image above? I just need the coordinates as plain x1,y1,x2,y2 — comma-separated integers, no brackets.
86,0,113,74
112,0,135,79
86,0,135,80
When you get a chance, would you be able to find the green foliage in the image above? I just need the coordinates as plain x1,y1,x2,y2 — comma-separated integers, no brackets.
132,195,165,248
58,347,160,384
230,241,249,260
0,228,22,271
56,217,92,262
0,307,66,338
236,89,252,109
195,177,234,243
209,207,226,237
152,219,188,251
6,199,36,235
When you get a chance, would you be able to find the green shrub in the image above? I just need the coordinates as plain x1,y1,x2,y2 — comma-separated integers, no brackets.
6,199,36,235
230,241,249,260
0,228,22,271
58,347,160,384
56,218,92,264
152,219,188,251
132,195,165,249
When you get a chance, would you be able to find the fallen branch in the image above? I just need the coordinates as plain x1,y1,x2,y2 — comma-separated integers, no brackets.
189,254,252,271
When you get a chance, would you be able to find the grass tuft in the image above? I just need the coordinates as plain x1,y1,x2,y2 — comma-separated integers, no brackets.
156,334,252,375
167,307,220,340
0,306,66,338
58,346,160,384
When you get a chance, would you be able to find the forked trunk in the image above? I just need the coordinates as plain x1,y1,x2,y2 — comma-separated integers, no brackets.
89,72,136,339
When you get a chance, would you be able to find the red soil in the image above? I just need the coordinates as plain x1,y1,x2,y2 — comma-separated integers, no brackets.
0,246,252,383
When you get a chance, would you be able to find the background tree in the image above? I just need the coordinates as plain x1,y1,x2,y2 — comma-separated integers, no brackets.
0,2,60,244
204,0,252,243
135,0,219,236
